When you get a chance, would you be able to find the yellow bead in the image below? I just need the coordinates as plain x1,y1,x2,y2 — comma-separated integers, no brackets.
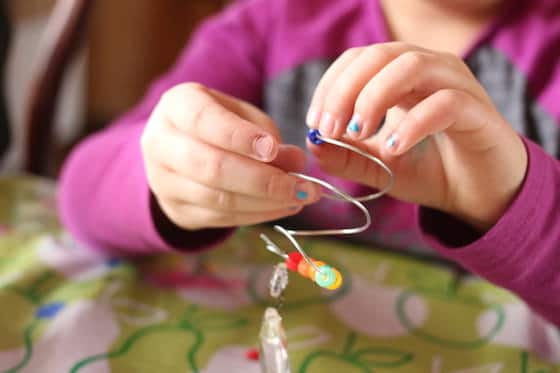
297,260,311,278
326,268,343,290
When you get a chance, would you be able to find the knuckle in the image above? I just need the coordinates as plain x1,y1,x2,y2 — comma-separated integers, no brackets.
400,51,427,72
203,151,226,185
332,78,358,102
215,190,235,210
265,173,292,200
438,89,464,107
173,145,192,172
224,120,244,150
363,45,392,62
341,47,363,60
191,100,215,133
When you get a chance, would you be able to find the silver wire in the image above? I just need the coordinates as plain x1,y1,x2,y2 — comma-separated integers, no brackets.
260,133,394,275
261,233,289,260
314,133,394,202
285,173,370,236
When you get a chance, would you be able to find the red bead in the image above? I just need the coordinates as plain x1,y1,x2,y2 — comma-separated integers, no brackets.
285,252,303,271
245,348,260,361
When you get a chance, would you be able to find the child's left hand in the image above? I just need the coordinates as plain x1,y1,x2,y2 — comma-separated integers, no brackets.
306,42,527,232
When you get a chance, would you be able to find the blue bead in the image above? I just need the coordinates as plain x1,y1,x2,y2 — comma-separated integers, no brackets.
36,301,65,319
307,129,324,145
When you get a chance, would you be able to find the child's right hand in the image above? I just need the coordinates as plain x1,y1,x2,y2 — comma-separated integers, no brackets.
141,83,320,231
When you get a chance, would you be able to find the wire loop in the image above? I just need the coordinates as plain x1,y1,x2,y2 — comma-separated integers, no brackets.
260,129,394,274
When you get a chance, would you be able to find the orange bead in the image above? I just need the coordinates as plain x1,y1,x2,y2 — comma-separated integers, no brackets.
297,260,311,278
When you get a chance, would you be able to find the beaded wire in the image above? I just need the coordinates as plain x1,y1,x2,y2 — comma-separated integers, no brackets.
260,129,394,286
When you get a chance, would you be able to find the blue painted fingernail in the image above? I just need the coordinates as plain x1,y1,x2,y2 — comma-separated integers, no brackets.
347,114,361,133
296,190,309,200
385,133,399,149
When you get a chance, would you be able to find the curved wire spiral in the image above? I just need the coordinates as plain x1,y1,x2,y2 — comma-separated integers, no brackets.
261,130,394,274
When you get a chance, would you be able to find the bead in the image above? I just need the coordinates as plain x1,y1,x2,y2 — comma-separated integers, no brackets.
314,265,338,288
307,260,326,280
285,252,303,271
297,260,311,278
245,348,260,361
307,129,324,145
269,263,289,298
326,268,343,290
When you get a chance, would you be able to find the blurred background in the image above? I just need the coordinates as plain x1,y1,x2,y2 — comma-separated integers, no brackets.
1,0,230,174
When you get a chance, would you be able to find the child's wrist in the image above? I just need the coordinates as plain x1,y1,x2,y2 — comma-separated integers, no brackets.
448,137,528,233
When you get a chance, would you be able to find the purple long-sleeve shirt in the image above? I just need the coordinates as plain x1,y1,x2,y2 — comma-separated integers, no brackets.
59,0,560,325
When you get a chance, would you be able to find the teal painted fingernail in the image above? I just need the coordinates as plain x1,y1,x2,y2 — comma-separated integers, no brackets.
385,133,399,149
296,190,309,200
347,114,361,133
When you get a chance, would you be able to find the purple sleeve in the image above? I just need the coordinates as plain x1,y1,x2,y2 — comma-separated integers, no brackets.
419,137,560,326
58,0,271,256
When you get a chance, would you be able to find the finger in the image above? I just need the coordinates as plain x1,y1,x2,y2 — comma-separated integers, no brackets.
318,43,427,139
163,202,305,230
381,89,497,157
151,124,321,203
270,144,307,173
372,106,407,150
352,50,485,140
147,166,308,212
159,83,279,162
306,47,365,129
306,138,390,191
207,88,282,139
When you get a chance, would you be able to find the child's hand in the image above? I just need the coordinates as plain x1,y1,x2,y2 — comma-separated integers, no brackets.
141,83,320,231
306,42,527,232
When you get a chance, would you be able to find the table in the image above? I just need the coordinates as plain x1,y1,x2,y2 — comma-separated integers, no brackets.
0,176,558,372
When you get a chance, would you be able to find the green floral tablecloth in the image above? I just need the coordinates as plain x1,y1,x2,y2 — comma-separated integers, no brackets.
0,176,558,372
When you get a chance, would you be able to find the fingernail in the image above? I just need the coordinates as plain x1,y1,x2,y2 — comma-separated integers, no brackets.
295,182,315,201
319,112,335,137
346,114,361,136
306,108,319,128
254,136,274,160
289,206,301,212
296,190,309,200
385,133,399,150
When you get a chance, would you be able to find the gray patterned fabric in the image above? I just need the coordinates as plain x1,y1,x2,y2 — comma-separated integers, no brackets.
467,46,560,158
264,60,331,148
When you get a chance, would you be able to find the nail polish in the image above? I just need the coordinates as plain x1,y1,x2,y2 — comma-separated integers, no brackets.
296,190,309,200
347,114,361,134
385,133,399,150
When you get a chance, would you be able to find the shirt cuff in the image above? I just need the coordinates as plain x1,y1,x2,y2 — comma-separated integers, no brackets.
417,136,544,277
149,190,235,253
